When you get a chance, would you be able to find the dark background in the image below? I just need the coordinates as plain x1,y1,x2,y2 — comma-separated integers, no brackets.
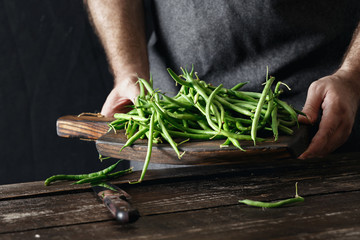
1,1,359,184
0,0,118,184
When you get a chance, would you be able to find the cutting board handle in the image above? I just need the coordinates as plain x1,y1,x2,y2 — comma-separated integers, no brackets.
56,115,114,140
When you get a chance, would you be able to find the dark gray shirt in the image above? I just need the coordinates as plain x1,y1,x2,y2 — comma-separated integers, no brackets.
147,0,360,110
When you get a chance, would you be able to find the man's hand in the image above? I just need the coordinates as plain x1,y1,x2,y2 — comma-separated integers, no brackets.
298,69,360,159
101,75,140,117
85,0,149,117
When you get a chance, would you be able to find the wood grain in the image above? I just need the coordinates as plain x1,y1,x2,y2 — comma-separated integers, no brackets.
56,115,310,164
96,125,309,164
56,115,114,140
1,152,360,239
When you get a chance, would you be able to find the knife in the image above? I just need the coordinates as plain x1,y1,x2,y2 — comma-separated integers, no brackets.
92,183,140,224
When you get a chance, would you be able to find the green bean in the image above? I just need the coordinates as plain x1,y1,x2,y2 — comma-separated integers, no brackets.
125,119,132,136
109,118,127,126
218,96,253,116
251,76,275,145
235,121,250,131
137,77,155,95
44,160,122,186
87,160,123,177
179,93,194,106
214,100,225,129
194,92,200,104
278,124,294,135
135,119,222,140
182,119,188,128
91,182,118,192
135,93,150,140
127,121,139,138
236,91,262,99
106,167,133,179
166,131,223,140
130,112,155,184
149,74,154,88
294,108,307,117
160,93,193,109
202,86,254,117
231,82,248,91
44,174,84,186
152,103,181,158
74,167,133,184
239,182,304,208
191,96,207,115
220,138,232,147
279,118,297,127
167,68,192,87
135,116,217,137
209,85,257,102
239,196,304,208
223,121,245,151
261,89,274,125
274,99,298,125
205,84,223,131
152,101,211,135
113,113,148,122
197,120,213,131
120,127,148,152
271,104,279,141
222,127,261,141
184,119,200,129
138,78,145,98
274,81,291,97
227,99,258,109
228,137,245,151
225,116,253,125
166,111,202,121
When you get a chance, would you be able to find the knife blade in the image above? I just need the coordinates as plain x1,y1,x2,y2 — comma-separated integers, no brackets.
92,183,140,224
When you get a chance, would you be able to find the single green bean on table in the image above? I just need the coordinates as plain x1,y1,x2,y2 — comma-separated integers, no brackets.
238,182,304,208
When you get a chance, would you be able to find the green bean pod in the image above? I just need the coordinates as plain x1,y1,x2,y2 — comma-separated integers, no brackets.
44,160,122,186
74,167,133,184
130,112,156,184
251,76,275,145
239,182,304,208
238,196,304,208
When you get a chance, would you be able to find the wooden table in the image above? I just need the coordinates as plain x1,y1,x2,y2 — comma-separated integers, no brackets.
1,152,360,240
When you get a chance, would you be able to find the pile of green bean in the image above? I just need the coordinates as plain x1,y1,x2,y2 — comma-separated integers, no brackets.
109,67,302,183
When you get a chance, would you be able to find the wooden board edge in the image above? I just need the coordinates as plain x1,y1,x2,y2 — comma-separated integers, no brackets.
56,115,114,140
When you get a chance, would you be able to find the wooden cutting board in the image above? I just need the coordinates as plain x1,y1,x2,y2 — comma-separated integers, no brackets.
57,115,310,165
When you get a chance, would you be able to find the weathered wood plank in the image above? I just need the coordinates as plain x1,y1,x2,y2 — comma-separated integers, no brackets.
1,152,360,233
1,152,360,200
1,191,360,240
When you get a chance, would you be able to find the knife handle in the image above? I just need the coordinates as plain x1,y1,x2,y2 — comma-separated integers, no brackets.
103,195,140,224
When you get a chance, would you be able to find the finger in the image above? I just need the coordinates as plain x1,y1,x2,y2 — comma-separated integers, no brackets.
298,121,339,159
101,98,133,117
298,102,351,159
298,83,324,124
